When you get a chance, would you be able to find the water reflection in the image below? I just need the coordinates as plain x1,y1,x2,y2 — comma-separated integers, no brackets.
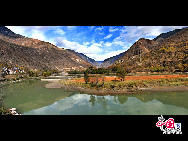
2,79,188,115
89,95,108,108
1,79,75,113
23,91,188,115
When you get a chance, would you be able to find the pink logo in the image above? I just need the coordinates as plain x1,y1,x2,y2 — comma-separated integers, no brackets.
166,118,174,129
156,115,182,134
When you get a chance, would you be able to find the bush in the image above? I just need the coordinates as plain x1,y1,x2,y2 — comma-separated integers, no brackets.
42,71,51,77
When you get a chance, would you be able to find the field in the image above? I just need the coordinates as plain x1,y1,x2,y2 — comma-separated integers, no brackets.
71,74,188,83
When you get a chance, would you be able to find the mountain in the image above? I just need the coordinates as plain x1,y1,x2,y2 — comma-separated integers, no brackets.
100,52,125,68
153,28,184,43
118,38,156,60
66,49,103,67
114,27,188,72
0,26,91,71
100,38,156,68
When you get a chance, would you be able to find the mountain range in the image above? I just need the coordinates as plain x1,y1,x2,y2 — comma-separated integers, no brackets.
0,26,188,72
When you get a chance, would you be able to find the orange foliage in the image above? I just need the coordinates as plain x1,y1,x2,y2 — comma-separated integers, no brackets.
72,75,188,83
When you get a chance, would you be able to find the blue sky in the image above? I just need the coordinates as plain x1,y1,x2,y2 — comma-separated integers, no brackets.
6,26,188,61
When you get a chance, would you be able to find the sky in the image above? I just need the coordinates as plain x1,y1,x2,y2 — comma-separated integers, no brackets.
6,26,188,61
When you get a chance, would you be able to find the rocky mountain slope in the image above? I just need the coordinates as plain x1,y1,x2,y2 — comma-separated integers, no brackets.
0,26,91,71
101,38,156,68
153,28,184,43
114,27,188,72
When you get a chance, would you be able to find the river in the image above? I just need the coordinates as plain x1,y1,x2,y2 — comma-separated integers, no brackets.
1,79,188,115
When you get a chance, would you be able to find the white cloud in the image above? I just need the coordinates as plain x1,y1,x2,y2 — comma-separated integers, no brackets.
83,42,90,46
30,30,46,41
54,37,103,54
54,28,65,35
109,26,119,32
104,34,112,39
104,42,113,47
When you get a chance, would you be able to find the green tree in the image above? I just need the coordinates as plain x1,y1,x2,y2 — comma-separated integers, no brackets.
84,70,90,84
116,67,127,81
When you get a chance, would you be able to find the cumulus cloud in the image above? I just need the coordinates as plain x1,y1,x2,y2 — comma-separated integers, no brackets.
54,37,103,54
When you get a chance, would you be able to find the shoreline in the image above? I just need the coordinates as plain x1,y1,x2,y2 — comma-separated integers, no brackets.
44,80,188,95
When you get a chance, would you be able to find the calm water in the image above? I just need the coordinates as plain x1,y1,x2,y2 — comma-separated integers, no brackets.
1,79,188,115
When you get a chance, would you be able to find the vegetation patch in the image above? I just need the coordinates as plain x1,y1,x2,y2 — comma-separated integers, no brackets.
0,107,13,115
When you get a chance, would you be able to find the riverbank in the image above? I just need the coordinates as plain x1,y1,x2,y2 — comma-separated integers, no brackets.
43,74,188,95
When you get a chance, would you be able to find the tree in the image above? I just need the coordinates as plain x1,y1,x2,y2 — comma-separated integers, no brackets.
116,67,127,81
84,70,90,84
111,65,121,73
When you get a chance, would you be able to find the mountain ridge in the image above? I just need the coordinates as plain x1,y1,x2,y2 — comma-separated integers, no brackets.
113,27,188,72
0,26,91,71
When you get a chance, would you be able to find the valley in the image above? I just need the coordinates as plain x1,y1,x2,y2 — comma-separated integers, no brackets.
1,26,188,115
